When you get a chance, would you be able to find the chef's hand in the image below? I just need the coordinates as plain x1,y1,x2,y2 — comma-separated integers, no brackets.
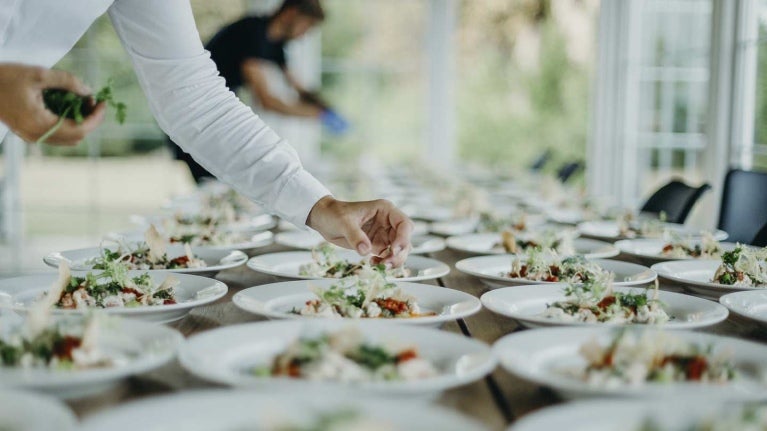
0,63,105,145
306,196,414,267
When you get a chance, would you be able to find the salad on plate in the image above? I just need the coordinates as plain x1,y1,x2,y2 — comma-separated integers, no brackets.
167,228,259,248
617,213,667,239
566,330,736,387
45,262,179,310
1,288,125,371
507,250,607,283
90,226,206,271
660,233,723,259
497,229,575,255
0,317,115,370
250,327,438,383
295,270,434,319
298,243,411,279
477,211,536,233
711,246,767,287
542,275,669,324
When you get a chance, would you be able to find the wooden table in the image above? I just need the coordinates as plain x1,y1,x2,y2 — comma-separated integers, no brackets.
66,244,767,431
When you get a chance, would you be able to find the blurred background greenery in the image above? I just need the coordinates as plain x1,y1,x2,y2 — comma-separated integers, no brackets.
7,0,767,252
41,0,598,177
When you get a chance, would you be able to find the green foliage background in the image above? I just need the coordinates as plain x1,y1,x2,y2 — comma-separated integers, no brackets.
36,0,767,174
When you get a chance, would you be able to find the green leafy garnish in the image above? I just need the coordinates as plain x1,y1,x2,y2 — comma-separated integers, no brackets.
37,79,127,144
346,344,396,370
722,247,742,266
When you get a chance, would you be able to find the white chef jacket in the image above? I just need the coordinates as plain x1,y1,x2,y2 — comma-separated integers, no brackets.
0,0,331,227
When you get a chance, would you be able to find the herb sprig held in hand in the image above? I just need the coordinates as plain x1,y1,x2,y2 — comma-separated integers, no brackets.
36,79,127,144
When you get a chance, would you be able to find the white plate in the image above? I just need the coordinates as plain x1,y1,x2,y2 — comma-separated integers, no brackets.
652,260,767,300
178,320,496,398
545,208,588,225
481,284,728,329
105,229,273,253
719,290,767,330
429,218,481,236
615,239,740,265
80,389,488,431
0,390,77,431
232,279,481,326
447,234,618,259
275,231,446,255
412,220,430,236
493,326,767,400
43,245,248,275
405,206,456,222
0,272,227,324
132,212,276,232
273,229,325,250
455,256,656,289
577,221,728,242
0,317,182,399
408,235,447,254
508,398,765,431
247,250,450,282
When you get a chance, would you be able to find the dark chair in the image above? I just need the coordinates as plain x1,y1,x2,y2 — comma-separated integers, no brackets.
718,169,767,243
529,149,552,172
751,221,767,247
640,179,711,224
556,161,583,183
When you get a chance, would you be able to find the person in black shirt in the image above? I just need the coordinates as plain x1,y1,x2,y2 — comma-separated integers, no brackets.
170,0,347,183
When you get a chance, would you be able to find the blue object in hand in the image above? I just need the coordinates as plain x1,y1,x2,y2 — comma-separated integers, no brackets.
320,109,350,135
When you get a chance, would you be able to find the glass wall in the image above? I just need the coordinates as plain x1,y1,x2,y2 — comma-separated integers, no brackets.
634,0,712,197
752,0,767,169
456,0,599,178
319,0,428,163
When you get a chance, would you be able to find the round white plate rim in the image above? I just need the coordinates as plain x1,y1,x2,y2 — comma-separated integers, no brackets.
179,320,496,394
652,260,767,293
0,390,78,430
446,234,618,258
105,229,274,251
719,290,767,326
577,221,728,241
480,284,728,329
0,320,183,388
492,326,767,398
42,246,248,274
455,256,657,286
78,389,488,431
246,251,451,282
615,239,740,261
232,279,481,325
0,272,228,318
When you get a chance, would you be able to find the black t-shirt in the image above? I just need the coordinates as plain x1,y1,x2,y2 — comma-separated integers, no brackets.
205,16,286,91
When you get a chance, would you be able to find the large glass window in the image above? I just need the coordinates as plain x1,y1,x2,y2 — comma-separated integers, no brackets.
752,0,767,169
634,0,712,198
319,0,428,163
456,0,599,179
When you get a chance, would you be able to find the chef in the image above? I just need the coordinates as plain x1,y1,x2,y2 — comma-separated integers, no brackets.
170,0,348,183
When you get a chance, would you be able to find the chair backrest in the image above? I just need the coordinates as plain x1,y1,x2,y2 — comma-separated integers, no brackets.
639,180,711,224
718,169,767,244
556,161,583,183
751,221,767,247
